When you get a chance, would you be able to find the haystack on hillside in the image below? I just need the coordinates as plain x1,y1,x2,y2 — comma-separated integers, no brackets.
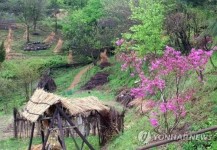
53,38,63,53
67,50,73,64
43,32,56,44
4,28,13,59
18,89,124,149
100,49,109,63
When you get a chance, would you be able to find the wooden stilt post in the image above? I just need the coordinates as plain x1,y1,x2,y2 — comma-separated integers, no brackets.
13,108,18,138
56,105,95,150
57,111,67,150
42,109,58,150
28,122,35,150
40,120,45,144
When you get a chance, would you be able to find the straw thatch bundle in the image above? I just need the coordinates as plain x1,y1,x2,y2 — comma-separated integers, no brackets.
31,144,42,150
43,32,56,44
53,38,63,53
4,28,13,53
67,50,73,64
100,49,109,63
21,89,109,122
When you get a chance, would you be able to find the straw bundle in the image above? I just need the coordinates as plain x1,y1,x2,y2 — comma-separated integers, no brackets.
61,96,109,115
100,49,109,63
67,50,73,64
4,28,13,53
43,32,56,44
53,38,63,53
22,89,61,122
31,144,42,150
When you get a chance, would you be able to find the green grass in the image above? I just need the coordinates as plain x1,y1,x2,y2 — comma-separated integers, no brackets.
1,48,217,150
51,66,85,93
0,138,41,150
108,109,152,150
0,136,100,150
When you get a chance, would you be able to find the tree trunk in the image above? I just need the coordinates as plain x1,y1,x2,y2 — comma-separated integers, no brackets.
26,25,30,43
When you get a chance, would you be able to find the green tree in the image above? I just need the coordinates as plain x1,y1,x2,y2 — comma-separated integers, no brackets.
62,0,88,9
122,0,167,55
32,0,47,32
99,0,133,46
64,0,104,50
48,0,61,33
0,78,16,113
16,64,39,101
14,0,46,42
0,41,6,66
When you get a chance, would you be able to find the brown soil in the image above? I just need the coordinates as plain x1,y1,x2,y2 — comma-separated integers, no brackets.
82,72,109,90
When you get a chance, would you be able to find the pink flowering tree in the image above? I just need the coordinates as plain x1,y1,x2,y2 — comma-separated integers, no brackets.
119,43,213,135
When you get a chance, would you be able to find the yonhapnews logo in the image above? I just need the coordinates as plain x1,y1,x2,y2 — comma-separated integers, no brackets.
138,131,212,144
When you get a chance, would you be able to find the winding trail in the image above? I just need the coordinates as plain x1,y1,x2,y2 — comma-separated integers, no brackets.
67,65,93,90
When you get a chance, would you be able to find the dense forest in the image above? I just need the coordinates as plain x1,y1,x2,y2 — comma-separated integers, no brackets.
0,0,217,149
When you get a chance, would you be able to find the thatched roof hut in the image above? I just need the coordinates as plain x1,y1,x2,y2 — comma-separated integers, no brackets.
18,89,124,150
22,89,109,123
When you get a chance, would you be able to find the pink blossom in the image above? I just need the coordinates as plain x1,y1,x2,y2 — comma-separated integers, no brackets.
180,110,187,117
166,101,176,111
159,103,167,112
150,118,159,127
146,100,156,107
119,46,211,131
130,73,135,77
116,39,124,46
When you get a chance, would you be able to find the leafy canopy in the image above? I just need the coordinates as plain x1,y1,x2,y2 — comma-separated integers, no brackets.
122,0,168,55
63,0,104,49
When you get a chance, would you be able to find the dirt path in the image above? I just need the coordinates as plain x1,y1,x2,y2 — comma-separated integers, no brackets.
68,65,93,90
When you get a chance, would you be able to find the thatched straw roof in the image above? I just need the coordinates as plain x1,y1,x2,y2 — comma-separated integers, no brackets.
21,89,109,122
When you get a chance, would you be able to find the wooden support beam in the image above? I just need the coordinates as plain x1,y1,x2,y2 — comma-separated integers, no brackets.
56,105,95,150
13,108,18,138
40,120,45,144
28,122,35,150
57,111,67,150
42,109,58,150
